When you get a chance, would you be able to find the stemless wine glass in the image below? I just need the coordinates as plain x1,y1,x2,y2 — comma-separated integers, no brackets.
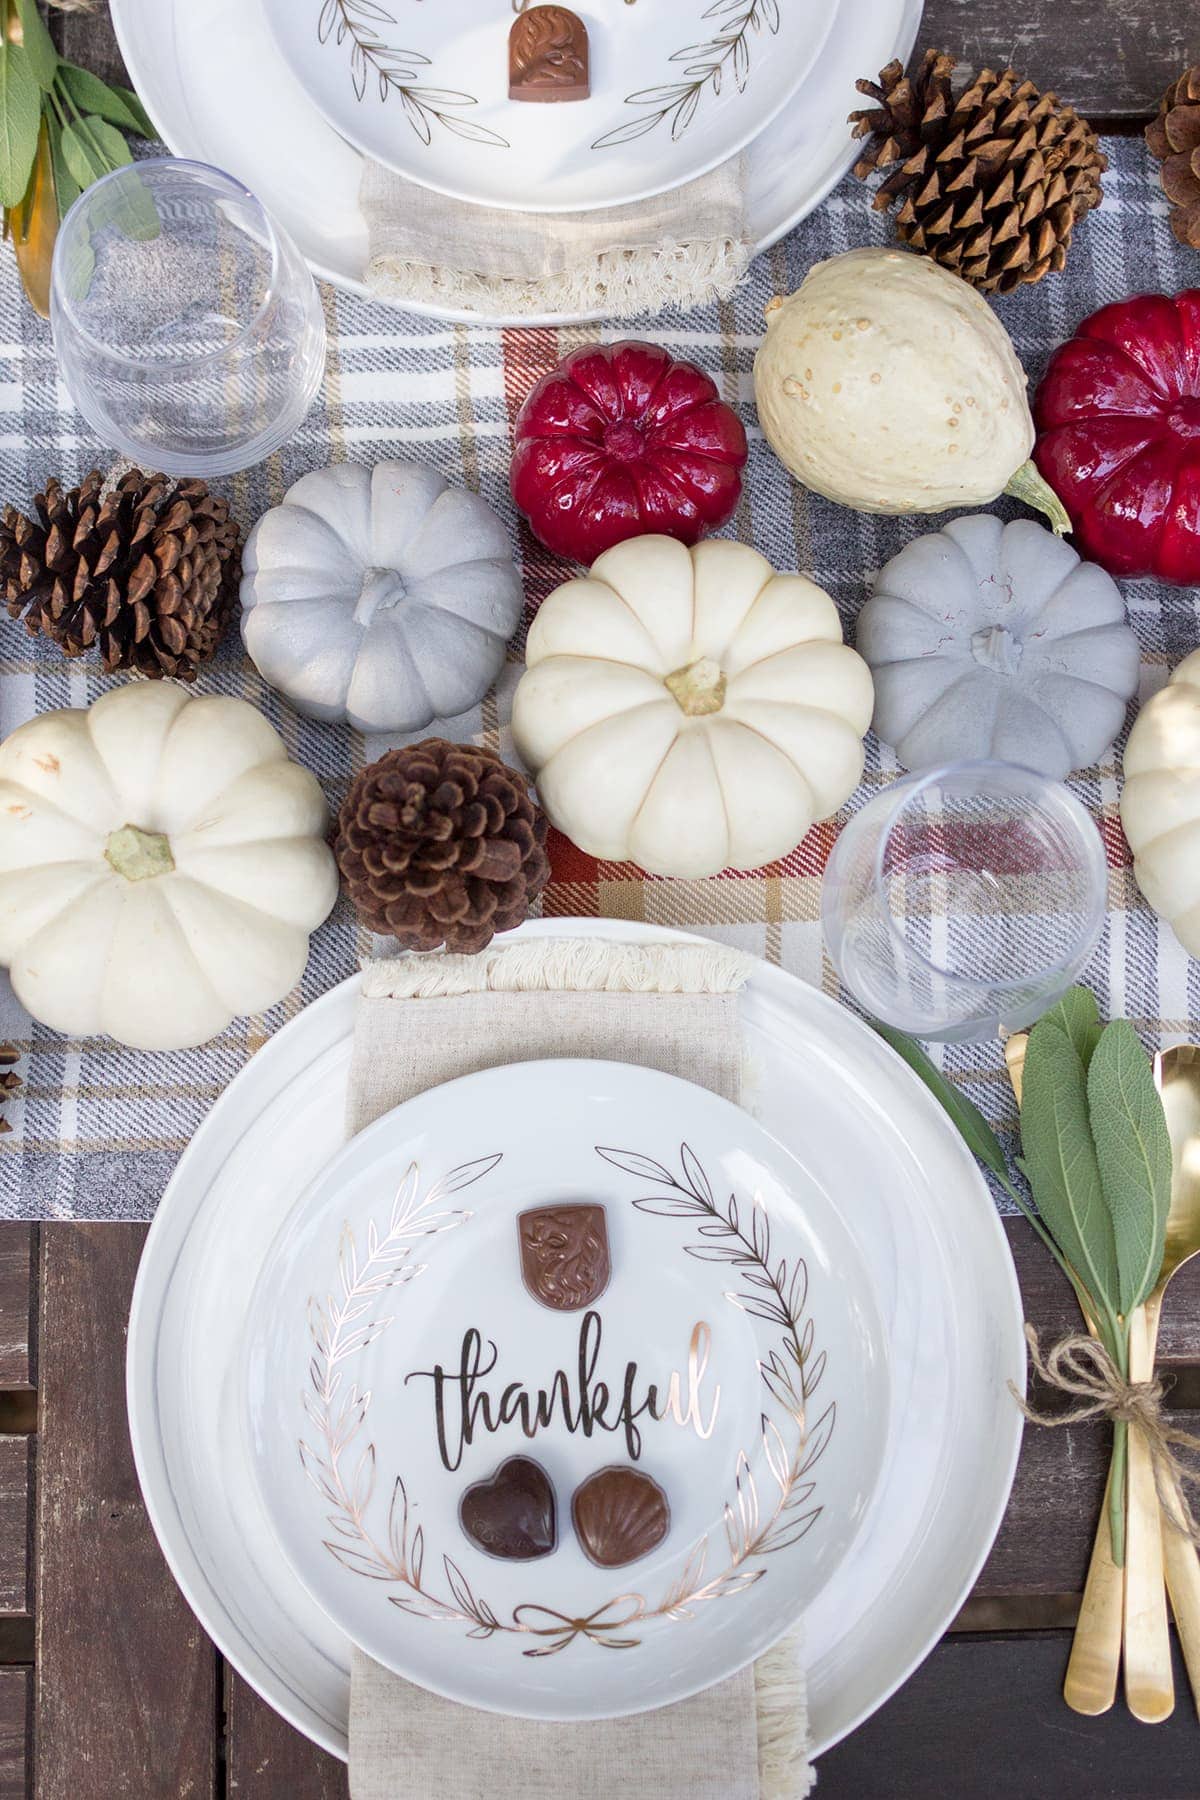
50,158,326,477
821,761,1107,1042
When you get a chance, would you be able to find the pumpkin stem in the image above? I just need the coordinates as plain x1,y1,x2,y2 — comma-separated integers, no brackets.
353,568,407,627
105,824,175,882
1004,460,1072,537
664,657,727,717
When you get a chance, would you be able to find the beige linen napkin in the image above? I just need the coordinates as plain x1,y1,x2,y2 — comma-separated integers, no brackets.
359,157,751,318
346,937,813,1799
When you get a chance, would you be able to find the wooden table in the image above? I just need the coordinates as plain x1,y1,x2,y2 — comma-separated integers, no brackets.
7,3,1200,1795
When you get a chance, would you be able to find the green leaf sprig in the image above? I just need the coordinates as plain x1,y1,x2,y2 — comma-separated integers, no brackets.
0,0,157,314
876,989,1172,1566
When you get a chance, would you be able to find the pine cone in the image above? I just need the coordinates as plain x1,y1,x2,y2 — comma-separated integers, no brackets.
1147,65,1200,249
0,468,240,679
0,1045,21,1137
849,51,1107,294
335,740,551,955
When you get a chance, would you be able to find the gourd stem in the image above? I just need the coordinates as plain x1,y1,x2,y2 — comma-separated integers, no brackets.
1005,460,1072,537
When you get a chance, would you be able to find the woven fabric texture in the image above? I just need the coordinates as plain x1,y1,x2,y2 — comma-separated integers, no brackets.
0,135,1192,1219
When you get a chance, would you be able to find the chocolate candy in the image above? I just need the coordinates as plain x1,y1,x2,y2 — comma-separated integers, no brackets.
509,5,590,103
518,1203,610,1312
459,1455,557,1561
571,1465,670,1569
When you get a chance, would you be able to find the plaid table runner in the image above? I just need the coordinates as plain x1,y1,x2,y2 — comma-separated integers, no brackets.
0,135,1193,1219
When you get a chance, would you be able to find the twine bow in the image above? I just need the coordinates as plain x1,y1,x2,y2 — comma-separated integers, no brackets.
1011,1323,1200,1546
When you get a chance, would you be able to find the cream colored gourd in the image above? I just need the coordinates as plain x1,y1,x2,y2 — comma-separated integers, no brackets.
753,247,1068,528
512,535,873,878
1122,649,1200,956
0,682,338,1050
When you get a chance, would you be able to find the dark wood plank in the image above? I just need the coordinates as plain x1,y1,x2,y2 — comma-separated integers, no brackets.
818,1631,1200,1799
0,1440,30,1620
0,1668,29,1800
44,2,127,89
34,1226,216,1800
922,0,1200,121
225,1670,348,1800
0,1231,34,1393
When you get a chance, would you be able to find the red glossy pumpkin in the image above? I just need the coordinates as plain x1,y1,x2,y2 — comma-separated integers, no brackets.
510,340,748,564
1033,291,1200,585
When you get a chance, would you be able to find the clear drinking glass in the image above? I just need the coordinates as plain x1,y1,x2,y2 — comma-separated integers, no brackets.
821,761,1107,1043
50,158,326,477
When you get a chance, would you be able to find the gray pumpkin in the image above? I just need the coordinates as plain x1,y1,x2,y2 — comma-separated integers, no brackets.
857,515,1140,779
240,460,523,733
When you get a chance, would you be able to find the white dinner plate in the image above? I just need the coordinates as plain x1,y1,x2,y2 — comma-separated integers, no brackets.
262,0,834,214
109,0,923,325
244,1059,889,1717
127,918,1024,1762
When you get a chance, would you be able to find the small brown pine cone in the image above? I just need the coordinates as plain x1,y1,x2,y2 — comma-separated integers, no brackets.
335,739,551,955
0,1044,21,1136
0,468,240,679
849,50,1107,294
1147,64,1200,249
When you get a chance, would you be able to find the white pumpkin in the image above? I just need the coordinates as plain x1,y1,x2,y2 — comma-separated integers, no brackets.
753,248,1068,530
1122,649,1200,956
240,460,523,733
511,536,873,878
0,682,338,1050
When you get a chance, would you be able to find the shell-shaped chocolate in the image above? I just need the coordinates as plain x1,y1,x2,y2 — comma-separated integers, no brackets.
571,1465,670,1568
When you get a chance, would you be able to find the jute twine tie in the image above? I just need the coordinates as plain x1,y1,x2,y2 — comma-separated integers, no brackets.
1011,1324,1200,1545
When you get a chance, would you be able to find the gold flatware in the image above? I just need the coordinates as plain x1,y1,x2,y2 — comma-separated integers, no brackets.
1149,1045,1200,1716
1004,1031,1123,1716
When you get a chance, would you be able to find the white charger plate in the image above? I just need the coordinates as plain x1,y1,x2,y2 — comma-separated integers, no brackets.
244,1059,889,1717
262,0,834,214
127,918,1024,1762
109,0,923,325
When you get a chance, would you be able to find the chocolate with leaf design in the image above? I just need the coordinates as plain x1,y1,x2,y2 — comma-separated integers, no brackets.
518,1202,610,1311
509,6,590,103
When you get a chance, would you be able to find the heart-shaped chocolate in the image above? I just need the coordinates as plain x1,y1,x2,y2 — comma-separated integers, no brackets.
459,1456,557,1561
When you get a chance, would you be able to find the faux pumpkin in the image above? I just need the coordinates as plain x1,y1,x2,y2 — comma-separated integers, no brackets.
1034,291,1200,584
511,535,873,878
753,247,1069,530
510,341,748,564
858,515,1140,779
240,461,524,733
0,682,338,1050
1121,649,1200,955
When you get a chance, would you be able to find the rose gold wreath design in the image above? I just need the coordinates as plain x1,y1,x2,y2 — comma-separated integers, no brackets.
299,1145,831,1656
592,0,781,150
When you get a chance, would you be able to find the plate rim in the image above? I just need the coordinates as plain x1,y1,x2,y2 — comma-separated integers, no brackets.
259,0,837,216
107,0,925,324
127,918,1024,1763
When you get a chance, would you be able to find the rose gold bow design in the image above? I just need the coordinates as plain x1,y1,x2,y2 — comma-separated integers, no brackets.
512,1594,647,1656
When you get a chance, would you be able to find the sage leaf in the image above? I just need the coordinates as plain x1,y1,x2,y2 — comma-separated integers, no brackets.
112,86,156,140
1019,1017,1120,1326
13,0,57,92
58,65,149,136
76,116,133,176
46,115,79,218
1035,986,1103,1069
0,42,41,208
1086,1021,1172,1314
873,1022,1009,1182
58,118,103,190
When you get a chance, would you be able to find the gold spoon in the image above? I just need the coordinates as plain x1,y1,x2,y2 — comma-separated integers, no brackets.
1004,1032,1124,1716
1147,1046,1200,1715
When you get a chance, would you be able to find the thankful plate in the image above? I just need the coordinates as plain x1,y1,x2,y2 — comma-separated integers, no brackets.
242,1060,888,1715
257,0,836,213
